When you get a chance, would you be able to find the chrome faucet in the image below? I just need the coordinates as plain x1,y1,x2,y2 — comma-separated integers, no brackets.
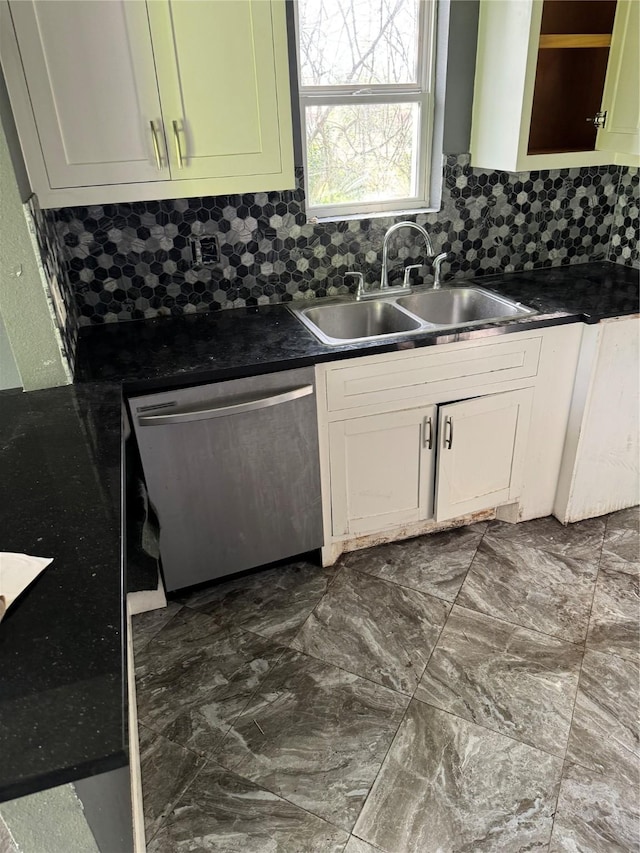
380,221,434,289
347,220,443,300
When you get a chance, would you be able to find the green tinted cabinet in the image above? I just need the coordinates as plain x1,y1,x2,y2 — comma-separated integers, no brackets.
0,0,294,207
471,0,639,171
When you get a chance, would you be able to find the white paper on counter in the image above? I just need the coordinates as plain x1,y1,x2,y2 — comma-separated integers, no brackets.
0,553,53,621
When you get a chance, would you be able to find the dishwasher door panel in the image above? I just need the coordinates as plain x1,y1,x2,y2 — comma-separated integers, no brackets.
129,368,322,591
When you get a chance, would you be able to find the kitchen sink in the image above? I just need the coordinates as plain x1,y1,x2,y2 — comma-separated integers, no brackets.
290,286,536,346
396,287,536,326
293,299,422,345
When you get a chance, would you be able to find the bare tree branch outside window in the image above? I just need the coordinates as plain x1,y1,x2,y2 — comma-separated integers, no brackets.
298,0,424,209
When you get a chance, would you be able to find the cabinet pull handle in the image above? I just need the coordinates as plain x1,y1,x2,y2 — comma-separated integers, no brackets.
137,385,314,426
172,120,184,169
149,120,162,170
444,416,453,449
423,415,433,449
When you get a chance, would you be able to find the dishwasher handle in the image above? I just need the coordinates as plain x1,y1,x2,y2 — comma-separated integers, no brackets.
137,384,314,426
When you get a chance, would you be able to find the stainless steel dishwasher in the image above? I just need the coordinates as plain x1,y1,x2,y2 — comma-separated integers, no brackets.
129,367,323,592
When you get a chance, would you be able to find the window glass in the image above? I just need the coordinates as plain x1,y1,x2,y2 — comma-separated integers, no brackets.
298,0,420,86
306,102,419,206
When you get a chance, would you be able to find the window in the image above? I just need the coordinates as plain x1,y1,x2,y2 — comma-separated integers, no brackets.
295,0,437,220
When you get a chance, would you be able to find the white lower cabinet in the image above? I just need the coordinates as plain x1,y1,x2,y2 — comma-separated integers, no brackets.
318,326,584,564
328,389,533,538
435,389,533,522
329,406,436,537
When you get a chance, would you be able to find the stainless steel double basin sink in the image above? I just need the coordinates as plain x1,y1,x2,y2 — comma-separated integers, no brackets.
290,286,536,346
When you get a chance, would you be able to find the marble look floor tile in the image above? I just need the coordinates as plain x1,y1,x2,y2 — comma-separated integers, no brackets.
353,700,562,853
565,650,639,787
290,568,449,694
135,608,283,755
132,602,182,657
147,762,349,853
344,837,382,852
586,554,640,661
215,650,408,832
549,761,640,853
416,606,582,755
138,723,204,840
485,516,606,562
343,523,487,601
603,505,640,563
457,537,599,642
180,560,336,644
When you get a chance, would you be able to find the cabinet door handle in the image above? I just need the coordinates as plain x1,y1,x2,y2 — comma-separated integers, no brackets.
149,120,162,170
172,120,184,169
444,416,453,449
423,415,433,449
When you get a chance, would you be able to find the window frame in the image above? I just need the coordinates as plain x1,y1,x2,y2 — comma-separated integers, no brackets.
294,0,438,221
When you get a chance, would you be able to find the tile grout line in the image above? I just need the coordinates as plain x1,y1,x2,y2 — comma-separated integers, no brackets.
410,525,580,762
204,756,355,839
281,560,346,652
545,519,609,851
452,529,603,646
143,748,211,846
605,164,624,263
344,529,488,846
344,532,486,605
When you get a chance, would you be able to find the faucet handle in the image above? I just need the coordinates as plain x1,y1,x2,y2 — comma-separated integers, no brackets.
402,264,423,286
431,253,449,289
345,271,366,299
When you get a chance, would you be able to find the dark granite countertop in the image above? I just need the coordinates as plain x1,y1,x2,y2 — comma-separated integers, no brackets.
75,262,638,393
0,260,636,804
0,383,124,802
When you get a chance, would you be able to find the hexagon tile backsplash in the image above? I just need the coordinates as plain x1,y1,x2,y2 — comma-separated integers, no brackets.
46,156,638,331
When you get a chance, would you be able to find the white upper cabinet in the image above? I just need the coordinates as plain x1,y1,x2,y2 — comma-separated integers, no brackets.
0,0,294,207
6,0,168,187
596,0,640,158
147,0,286,181
471,0,640,171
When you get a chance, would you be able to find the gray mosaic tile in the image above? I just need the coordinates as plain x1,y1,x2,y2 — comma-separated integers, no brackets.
48,156,628,326
608,166,639,269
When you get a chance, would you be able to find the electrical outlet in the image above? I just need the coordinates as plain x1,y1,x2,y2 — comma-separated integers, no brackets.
190,235,219,267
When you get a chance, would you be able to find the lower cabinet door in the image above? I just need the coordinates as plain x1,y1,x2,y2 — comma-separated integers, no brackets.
329,406,436,536
435,388,533,522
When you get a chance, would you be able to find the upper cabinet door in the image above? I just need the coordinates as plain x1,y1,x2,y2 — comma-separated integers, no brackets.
435,389,533,523
147,0,288,181
597,0,640,158
8,1,169,188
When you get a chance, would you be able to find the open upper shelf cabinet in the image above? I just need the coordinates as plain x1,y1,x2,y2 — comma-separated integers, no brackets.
471,0,639,172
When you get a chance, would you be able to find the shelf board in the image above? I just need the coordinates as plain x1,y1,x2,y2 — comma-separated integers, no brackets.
528,146,594,155
539,34,612,49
